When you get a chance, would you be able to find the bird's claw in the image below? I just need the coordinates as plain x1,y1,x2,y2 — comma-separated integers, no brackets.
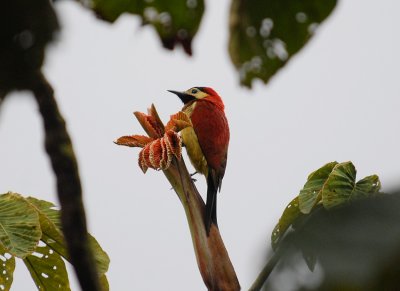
190,171,198,182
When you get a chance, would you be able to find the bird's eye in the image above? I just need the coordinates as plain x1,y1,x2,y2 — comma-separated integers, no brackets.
191,88,198,94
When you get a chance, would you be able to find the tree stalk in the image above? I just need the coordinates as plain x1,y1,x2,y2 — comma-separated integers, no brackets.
31,72,101,291
164,158,240,291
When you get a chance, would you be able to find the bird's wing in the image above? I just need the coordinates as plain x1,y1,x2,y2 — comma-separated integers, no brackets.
190,101,230,178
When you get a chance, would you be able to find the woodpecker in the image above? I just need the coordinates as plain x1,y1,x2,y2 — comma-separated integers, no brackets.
168,87,230,234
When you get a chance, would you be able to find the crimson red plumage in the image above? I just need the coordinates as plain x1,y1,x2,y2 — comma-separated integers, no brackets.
190,99,229,173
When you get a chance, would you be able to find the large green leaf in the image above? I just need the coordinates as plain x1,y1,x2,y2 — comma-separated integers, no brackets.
0,194,109,290
86,0,205,55
229,0,337,87
26,197,110,285
321,162,357,209
0,246,15,291
298,161,338,214
24,244,70,291
0,193,41,258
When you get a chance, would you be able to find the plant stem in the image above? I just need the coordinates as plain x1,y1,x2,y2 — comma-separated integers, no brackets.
31,72,101,291
164,158,240,291
248,249,282,291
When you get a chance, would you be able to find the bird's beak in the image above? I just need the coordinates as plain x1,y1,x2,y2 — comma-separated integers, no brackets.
168,90,195,104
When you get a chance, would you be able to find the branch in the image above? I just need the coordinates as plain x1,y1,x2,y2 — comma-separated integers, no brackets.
30,72,101,291
116,106,239,290
248,248,282,291
164,158,240,291
249,232,298,291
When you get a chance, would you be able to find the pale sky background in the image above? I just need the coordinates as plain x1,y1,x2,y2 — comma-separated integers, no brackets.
1,0,400,290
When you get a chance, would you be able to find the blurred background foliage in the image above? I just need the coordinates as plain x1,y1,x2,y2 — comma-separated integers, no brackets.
262,162,400,290
1,0,337,96
264,191,400,291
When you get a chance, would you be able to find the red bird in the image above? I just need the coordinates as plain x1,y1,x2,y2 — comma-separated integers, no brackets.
168,87,230,234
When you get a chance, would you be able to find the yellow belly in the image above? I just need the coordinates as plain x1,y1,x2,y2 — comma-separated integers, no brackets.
180,127,208,176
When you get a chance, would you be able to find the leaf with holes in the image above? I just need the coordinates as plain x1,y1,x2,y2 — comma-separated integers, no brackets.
322,163,382,209
229,0,337,87
26,197,110,286
0,193,41,258
23,243,70,291
0,246,15,291
271,197,303,250
298,161,338,214
84,0,204,55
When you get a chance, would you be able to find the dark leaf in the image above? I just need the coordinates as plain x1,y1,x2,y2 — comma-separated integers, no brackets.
229,0,337,87
0,0,59,94
85,0,205,55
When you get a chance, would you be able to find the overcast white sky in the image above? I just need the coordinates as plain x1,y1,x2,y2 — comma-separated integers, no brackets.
1,0,400,290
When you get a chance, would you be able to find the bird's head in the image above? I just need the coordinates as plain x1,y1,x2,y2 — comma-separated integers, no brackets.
168,87,224,110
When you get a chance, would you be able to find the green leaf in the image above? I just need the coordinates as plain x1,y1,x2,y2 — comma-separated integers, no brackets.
229,0,337,87
271,197,302,250
23,243,70,291
87,0,205,55
0,193,41,258
0,0,59,94
0,246,15,291
26,198,65,257
298,161,338,214
321,162,357,209
354,175,381,198
89,236,110,275
26,197,110,287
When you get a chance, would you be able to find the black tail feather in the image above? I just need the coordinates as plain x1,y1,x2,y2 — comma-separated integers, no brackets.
205,173,218,235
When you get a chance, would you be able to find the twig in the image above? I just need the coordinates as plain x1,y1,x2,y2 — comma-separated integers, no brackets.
249,232,297,291
248,249,282,291
30,72,101,291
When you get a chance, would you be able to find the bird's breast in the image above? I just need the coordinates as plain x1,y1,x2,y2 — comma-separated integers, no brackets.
180,126,208,176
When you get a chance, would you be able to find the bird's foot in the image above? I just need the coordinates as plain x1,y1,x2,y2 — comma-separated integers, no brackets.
190,171,198,182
